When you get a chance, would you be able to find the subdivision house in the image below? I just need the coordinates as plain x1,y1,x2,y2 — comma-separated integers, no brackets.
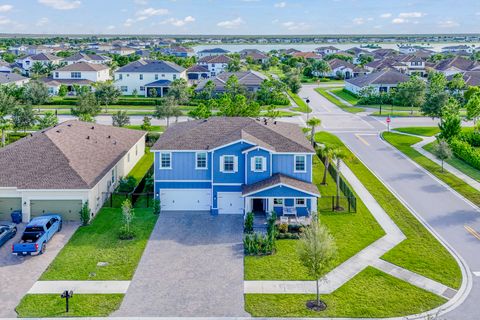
432,56,480,77
325,59,367,79
0,121,146,222
195,70,267,94
197,48,230,59
152,117,320,216
198,55,232,77
41,62,111,95
62,52,112,65
344,69,410,94
114,60,187,96
0,73,29,86
16,53,62,73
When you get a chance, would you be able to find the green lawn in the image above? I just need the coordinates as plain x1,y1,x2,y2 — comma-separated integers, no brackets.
40,207,157,280
314,88,364,113
244,156,384,280
125,125,165,132
287,90,312,113
330,88,359,105
37,104,156,110
245,267,446,318
395,127,440,137
127,148,154,184
383,132,480,211
424,141,480,182
16,294,123,318
316,132,461,289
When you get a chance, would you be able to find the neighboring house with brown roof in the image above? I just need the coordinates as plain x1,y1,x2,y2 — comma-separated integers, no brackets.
0,120,146,222
447,71,480,87
186,64,210,82
325,59,367,79
315,46,340,55
0,73,30,86
292,52,323,60
195,70,267,93
41,62,111,95
432,56,480,76
152,117,319,216
16,53,62,73
63,52,112,65
345,69,410,94
198,54,232,77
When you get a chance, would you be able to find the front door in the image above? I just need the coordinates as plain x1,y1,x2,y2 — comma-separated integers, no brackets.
252,199,264,213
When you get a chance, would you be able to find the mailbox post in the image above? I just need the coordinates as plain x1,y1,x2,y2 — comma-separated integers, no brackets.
61,290,73,313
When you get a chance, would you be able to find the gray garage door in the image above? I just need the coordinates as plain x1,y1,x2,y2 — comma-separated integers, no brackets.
30,200,83,221
0,198,22,221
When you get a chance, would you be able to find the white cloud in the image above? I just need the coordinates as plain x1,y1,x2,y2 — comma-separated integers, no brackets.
136,7,169,17
124,18,135,27
36,17,49,26
106,25,116,30
134,0,148,4
282,21,309,31
392,18,406,24
438,19,459,28
217,17,245,29
0,4,13,12
0,16,12,25
352,17,366,25
274,1,286,8
380,13,391,18
398,12,425,18
162,16,195,27
38,0,81,10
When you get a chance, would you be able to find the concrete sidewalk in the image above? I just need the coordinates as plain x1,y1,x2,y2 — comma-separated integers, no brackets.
28,281,130,294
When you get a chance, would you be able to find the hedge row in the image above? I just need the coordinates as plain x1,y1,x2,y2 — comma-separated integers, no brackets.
458,131,480,147
450,138,480,170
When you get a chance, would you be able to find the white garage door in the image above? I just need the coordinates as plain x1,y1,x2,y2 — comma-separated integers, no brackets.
218,192,244,214
160,189,211,211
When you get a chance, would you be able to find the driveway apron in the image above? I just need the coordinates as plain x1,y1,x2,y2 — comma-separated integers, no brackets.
115,211,248,317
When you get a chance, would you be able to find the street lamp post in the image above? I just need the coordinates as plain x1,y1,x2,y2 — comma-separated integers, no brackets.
305,97,310,121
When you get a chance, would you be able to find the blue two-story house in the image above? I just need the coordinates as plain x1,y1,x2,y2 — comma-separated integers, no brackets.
152,117,320,217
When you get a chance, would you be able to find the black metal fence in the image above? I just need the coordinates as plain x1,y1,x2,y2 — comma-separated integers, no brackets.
321,158,357,213
102,192,154,208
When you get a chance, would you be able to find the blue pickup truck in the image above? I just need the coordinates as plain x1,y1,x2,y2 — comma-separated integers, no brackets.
12,214,62,256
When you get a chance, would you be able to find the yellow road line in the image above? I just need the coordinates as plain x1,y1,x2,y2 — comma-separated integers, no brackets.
355,134,370,146
464,225,480,241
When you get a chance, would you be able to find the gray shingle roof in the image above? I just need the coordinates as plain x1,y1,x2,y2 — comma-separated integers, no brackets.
434,56,479,72
195,70,266,92
152,117,314,153
346,69,410,87
63,53,110,62
55,62,109,72
116,60,185,73
198,55,232,64
242,173,320,196
198,48,230,54
0,120,146,189
0,73,28,84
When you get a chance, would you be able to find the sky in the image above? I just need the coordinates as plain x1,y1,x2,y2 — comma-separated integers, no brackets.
0,0,478,35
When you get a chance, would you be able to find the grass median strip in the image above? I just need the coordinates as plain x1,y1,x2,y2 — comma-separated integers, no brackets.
316,131,462,289
245,266,446,318
287,90,312,113
40,207,157,281
314,88,364,113
16,294,123,318
244,156,384,280
394,126,440,137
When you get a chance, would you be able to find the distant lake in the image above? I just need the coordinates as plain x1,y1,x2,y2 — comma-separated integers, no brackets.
193,43,480,53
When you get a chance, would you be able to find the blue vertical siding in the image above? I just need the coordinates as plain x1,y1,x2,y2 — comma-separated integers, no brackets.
246,148,271,184
155,151,211,181
212,141,253,183
272,154,312,182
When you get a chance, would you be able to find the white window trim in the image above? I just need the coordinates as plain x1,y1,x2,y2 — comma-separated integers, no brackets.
294,155,307,173
273,198,283,207
295,198,306,207
195,152,208,170
251,156,267,172
159,152,172,170
220,155,238,173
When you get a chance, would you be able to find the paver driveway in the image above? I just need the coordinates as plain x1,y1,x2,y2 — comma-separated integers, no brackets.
0,221,78,318
116,211,248,317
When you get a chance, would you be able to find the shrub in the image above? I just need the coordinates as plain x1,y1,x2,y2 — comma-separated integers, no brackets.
152,199,160,215
79,201,91,226
244,212,254,233
278,223,289,234
117,176,137,192
450,138,480,170
244,232,276,255
458,131,480,147
146,132,161,147
119,199,135,240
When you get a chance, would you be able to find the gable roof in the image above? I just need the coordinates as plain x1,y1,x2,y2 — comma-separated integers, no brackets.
328,58,355,70
198,54,232,64
55,62,109,72
152,117,314,153
346,69,410,87
198,48,230,54
26,53,60,61
0,120,145,190
116,59,185,73
434,56,479,72
195,70,266,91
0,73,28,84
242,173,320,196
63,52,110,62
447,71,480,87
186,64,209,73
292,52,322,59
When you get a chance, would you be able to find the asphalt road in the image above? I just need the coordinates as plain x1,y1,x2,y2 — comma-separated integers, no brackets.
300,84,480,320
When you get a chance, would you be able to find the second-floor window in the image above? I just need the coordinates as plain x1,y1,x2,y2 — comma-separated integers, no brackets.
71,72,81,78
118,74,123,80
252,156,266,172
155,74,159,80
54,72,59,78
139,74,143,80
294,155,306,173
221,155,237,173
160,152,171,169
196,152,207,169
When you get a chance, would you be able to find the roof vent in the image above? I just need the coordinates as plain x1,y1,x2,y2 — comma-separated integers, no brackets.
86,136,90,140
56,130,61,133
67,124,72,127
30,133,33,137
107,135,111,139
274,121,277,125
91,126,95,130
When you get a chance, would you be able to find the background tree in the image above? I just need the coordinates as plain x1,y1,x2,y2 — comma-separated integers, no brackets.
120,199,135,240
224,75,245,97
284,71,301,94
95,82,121,112
465,92,480,124
297,223,337,311
438,100,461,141
71,91,101,121
132,89,138,97
22,81,50,105
167,79,191,105
141,116,152,131
188,102,211,119
422,72,449,119
197,80,216,100
12,105,36,132
306,117,321,146
312,60,331,77
217,94,260,117
58,84,68,97
227,56,241,72
37,111,58,129
148,88,158,98
317,146,334,185
394,76,426,114
433,139,452,173
265,104,280,121
0,118,11,147
112,110,130,127
154,96,179,127
447,73,466,103
30,61,45,77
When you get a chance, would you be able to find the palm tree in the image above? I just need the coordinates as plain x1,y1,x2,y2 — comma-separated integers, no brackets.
30,62,45,77
317,146,334,185
332,148,346,210
306,117,321,146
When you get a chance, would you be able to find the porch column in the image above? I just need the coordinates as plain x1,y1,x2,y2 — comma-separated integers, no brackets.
311,197,318,213
245,197,252,213
267,198,274,213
